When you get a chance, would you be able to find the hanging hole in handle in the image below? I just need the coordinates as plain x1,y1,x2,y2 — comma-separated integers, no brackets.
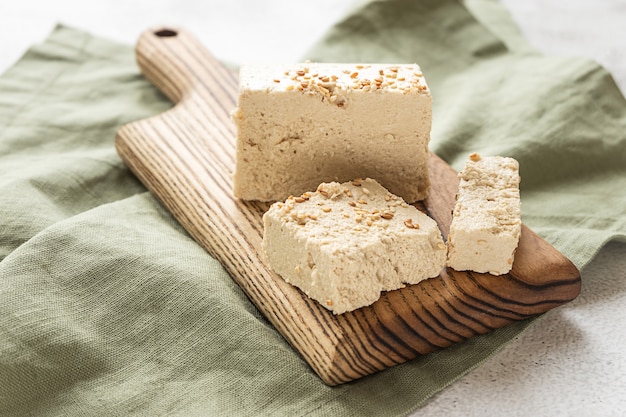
154,29,178,37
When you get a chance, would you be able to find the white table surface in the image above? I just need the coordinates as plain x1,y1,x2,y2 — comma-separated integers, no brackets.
1,1,625,416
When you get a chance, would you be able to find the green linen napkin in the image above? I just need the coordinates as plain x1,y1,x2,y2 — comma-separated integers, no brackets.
1,2,624,417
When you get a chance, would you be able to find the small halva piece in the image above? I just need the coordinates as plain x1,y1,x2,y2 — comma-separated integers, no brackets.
262,178,447,314
232,63,432,203
446,153,522,275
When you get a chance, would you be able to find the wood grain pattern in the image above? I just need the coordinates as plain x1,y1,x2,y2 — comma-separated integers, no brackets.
115,27,581,385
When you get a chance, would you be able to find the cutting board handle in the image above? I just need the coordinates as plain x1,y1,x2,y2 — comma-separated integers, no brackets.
135,26,237,105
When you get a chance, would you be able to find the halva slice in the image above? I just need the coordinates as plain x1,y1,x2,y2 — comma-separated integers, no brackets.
232,63,432,203
446,153,522,275
262,178,447,315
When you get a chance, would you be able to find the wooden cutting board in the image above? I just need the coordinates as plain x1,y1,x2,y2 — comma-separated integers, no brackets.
115,27,581,386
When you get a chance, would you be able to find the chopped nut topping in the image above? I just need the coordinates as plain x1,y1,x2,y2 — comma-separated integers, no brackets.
404,219,420,229
470,152,482,162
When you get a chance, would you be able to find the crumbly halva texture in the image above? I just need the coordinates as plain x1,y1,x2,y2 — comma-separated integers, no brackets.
232,63,432,203
446,153,522,275
262,178,447,314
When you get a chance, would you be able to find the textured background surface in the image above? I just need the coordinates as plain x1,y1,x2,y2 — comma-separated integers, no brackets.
1,1,625,415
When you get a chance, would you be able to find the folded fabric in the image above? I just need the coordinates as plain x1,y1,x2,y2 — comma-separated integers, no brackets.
1,2,624,417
